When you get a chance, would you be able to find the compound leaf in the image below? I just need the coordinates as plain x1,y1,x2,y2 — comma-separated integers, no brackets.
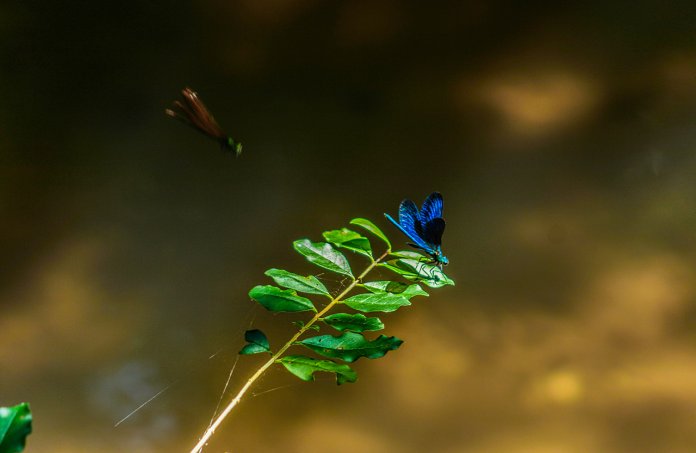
299,332,403,363
323,228,372,259
389,250,426,260
265,268,330,297
343,292,411,313
0,403,32,453
239,329,271,355
249,285,316,312
363,281,429,299
380,259,455,288
293,239,353,278
322,313,384,332
350,218,391,250
277,355,357,385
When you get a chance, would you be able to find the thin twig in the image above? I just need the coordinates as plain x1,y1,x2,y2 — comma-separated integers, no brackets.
190,250,389,453
114,383,176,427
207,355,240,429
251,383,301,398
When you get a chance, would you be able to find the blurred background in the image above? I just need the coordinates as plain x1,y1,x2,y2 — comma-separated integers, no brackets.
2,1,696,451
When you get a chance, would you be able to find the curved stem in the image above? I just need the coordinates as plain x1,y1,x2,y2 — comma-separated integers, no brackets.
191,250,390,453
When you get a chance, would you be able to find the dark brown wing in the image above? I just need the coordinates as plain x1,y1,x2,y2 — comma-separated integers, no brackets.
165,100,194,127
179,88,226,138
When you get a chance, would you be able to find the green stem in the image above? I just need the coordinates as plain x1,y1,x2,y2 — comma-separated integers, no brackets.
190,250,390,453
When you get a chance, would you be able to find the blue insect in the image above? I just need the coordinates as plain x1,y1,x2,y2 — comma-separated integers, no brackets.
385,192,449,268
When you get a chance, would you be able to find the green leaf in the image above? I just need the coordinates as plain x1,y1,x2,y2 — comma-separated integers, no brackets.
350,218,391,250
293,239,353,278
277,355,357,385
264,268,330,297
299,332,403,363
323,228,372,259
0,403,32,453
363,281,429,299
380,259,455,288
389,250,426,260
239,344,268,355
322,313,384,332
239,329,271,355
343,292,411,313
249,285,316,312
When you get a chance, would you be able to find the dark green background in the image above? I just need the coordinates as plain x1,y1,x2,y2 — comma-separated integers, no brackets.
3,1,696,451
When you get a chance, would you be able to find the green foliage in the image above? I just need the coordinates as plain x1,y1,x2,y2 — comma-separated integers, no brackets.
264,268,330,297
299,332,403,363
343,292,411,312
322,313,384,332
293,239,353,278
249,285,316,312
381,259,455,288
389,250,425,260
350,218,391,250
363,281,429,299
323,228,372,259
241,217,453,386
239,329,271,355
276,355,357,385
195,213,457,450
0,403,32,453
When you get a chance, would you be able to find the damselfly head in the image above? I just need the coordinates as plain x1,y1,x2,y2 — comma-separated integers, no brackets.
222,137,243,157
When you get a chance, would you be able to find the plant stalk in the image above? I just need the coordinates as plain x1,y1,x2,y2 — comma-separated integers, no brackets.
190,250,390,453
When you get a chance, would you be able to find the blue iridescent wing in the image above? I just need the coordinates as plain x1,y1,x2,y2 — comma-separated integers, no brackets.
419,192,444,224
398,199,420,239
400,200,435,251
385,213,421,247
384,200,433,252
421,218,445,246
